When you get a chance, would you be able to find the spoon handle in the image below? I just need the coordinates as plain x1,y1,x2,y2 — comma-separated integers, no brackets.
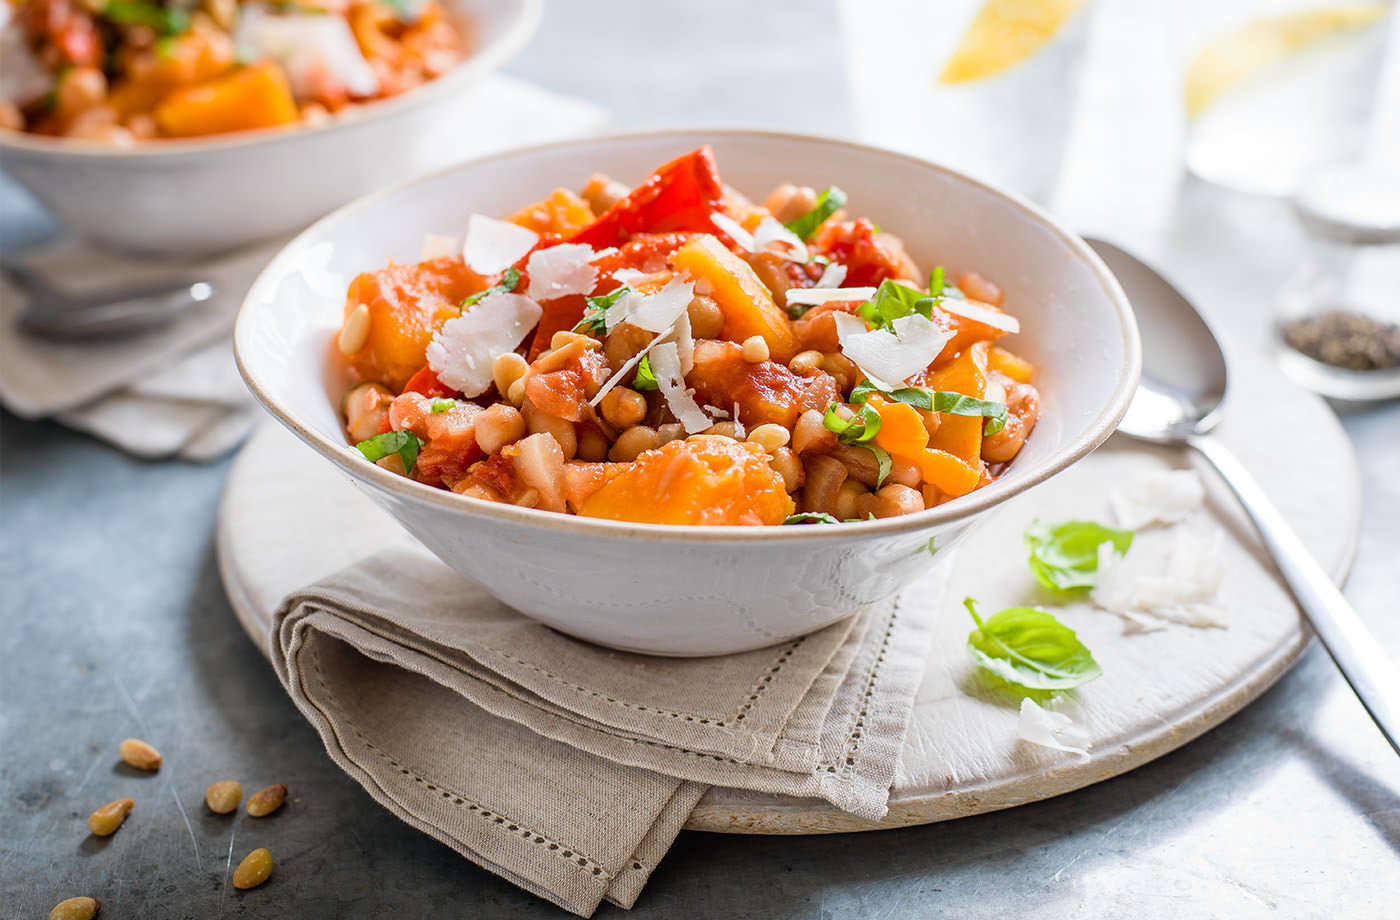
1189,434,1400,755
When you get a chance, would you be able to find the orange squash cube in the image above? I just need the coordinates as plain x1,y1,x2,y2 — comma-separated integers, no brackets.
670,235,800,363
155,61,298,138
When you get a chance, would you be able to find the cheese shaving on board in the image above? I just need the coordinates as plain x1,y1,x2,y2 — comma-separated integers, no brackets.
940,298,1021,334
649,342,712,434
1111,470,1206,530
463,215,538,275
833,311,953,390
419,234,460,261
1092,528,1228,629
1018,698,1090,757
426,293,542,397
526,243,598,301
815,262,848,288
787,286,877,307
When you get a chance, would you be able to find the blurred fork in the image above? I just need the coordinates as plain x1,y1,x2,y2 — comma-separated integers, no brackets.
2,258,215,340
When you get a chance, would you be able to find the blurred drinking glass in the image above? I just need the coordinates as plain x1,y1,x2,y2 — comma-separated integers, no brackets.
1180,0,1394,196
839,0,1095,204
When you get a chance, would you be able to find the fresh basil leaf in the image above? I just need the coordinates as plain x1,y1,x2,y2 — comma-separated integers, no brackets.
822,402,882,444
354,430,424,473
930,391,1009,436
573,285,631,334
866,443,893,486
102,1,189,35
1024,519,1134,595
430,398,458,414
461,266,521,310
857,279,924,331
784,186,848,241
929,265,945,298
849,379,934,411
964,598,1102,690
783,512,841,525
383,0,429,20
632,354,659,391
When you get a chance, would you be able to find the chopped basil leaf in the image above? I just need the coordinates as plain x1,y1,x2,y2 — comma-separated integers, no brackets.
783,512,841,525
573,286,631,334
849,379,933,411
461,266,521,310
856,279,938,332
822,402,882,444
632,354,659,391
929,266,945,298
784,186,848,241
383,0,429,20
866,443,893,486
353,430,424,473
1025,520,1134,595
964,598,1102,690
430,398,458,414
102,1,189,36
931,391,1009,436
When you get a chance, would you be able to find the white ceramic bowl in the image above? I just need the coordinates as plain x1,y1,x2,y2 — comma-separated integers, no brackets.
235,129,1140,656
0,0,538,256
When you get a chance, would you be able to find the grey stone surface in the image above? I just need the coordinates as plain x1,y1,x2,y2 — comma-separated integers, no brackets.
3,1,1398,917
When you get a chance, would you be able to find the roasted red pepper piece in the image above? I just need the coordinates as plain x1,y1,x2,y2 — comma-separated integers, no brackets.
568,147,729,249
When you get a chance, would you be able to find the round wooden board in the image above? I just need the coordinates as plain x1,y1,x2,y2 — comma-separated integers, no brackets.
218,348,1360,834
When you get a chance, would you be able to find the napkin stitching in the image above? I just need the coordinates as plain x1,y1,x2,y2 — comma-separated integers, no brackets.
820,600,899,775
310,644,615,880
483,634,804,727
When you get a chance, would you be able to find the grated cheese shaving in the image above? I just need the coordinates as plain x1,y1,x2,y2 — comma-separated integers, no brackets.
419,234,460,261
463,215,538,275
426,293,542,397
235,5,378,99
626,276,695,333
710,213,755,250
612,268,649,286
649,342,712,434
1092,528,1228,629
751,217,809,262
833,311,953,391
1018,698,1090,757
1111,469,1206,530
526,243,599,301
939,298,1021,334
815,262,849,288
673,306,695,375
786,286,877,307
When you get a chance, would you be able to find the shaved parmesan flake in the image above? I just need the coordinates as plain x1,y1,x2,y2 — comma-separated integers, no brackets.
752,217,809,262
426,293,541,397
731,402,746,438
710,212,755,251
834,311,953,391
1018,698,1090,757
420,234,460,260
815,262,848,288
612,268,649,286
589,332,670,407
787,286,877,307
590,247,619,260
526,243,598,301
627,276,694,333
1111,470,1206,530
235,5,378,99
602,289,644,331
650,342,712,434
463,215,538,275
940,298,1021,334
673,306,695,375
1092,528,1228,628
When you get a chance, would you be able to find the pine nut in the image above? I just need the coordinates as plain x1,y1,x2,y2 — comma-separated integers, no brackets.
205,780,243,815
506,378,527,406
233,848,274,890
741,335,770,363
599,387,647,429
48,897,101,920
246,784,287,817
87,798,134,837
118,738,161,771
551,330,599,351
492,352,530,397
789,349,824,375
701,421,741,440
746,423,790,452
337,303,371,355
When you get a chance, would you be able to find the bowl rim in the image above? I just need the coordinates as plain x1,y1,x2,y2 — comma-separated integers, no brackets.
234,126,1142,544
0,0,541,161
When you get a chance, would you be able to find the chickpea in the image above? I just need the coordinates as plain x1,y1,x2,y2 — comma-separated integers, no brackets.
821,352,859,392
493,352,529,398
0,101,23,132
792,408,838,455
126,113,159,140
959,271,1004,306
763,183,818,225
604,323,652,371
474,404,525,455
506,378,527,406
917,407,941,439
800,454,848,514
687,295,726,339
747,423,790,453
789,350,824,376
769,447,804,492
887,455,922,488
856,483,924,519
981,382,1039,463
523,404,577,459
609,425,661,461
655,423,686,444
833,479,869,521
576,427,610,462
55,68,108,118
741,335,770,363
599,387,647,429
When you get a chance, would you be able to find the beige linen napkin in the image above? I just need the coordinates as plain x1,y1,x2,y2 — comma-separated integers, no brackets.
0,75,608,460
271,547,944,916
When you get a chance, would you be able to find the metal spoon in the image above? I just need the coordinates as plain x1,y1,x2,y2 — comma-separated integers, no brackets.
3,259,215,340
1089,237,1399,755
